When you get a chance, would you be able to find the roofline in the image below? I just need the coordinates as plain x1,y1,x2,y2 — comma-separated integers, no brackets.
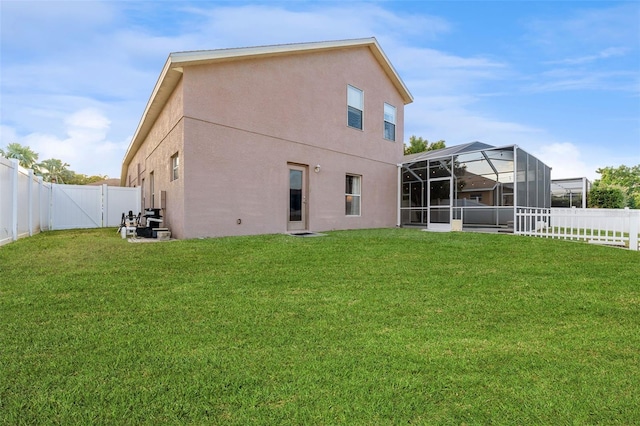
398,143,519,167
551,177,592,182
121,37,413,184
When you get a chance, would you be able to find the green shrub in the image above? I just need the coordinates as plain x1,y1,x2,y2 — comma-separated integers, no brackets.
588,184,626,208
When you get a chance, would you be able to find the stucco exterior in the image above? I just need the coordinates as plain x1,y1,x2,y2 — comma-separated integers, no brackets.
122,38,413,239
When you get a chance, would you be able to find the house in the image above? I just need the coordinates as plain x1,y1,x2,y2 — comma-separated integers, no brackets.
400,142,551,230
121,38,413,239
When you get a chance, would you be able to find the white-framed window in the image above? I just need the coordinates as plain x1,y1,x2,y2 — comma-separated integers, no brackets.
347,85,363,130
384,103,396,141
345,174,361,216
171,152,179,181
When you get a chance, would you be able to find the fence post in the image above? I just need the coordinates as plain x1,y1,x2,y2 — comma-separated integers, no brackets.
49,183,54,231
10,159,18,241
37,176,44,231
28,169,34,236
629,209,638,251
102,184,108,228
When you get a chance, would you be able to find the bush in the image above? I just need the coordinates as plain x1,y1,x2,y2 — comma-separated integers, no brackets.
588,185,626,208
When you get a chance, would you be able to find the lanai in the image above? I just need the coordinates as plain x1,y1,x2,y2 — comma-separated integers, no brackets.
399,142,551,231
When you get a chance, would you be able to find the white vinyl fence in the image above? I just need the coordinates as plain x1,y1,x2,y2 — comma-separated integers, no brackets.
516,207,640,251
1,157,140,246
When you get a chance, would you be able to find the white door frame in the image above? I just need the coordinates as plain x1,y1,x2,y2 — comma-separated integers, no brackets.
287,164,308,232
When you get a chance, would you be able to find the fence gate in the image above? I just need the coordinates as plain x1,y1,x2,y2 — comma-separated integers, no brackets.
49,184,141,230
51,184,103,230
1,157,141,244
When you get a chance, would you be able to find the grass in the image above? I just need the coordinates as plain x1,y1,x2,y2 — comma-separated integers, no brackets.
1,228,639,425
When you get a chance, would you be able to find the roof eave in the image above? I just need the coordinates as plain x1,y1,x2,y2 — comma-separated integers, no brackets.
120,57,183,184
367,38,413,105
169,37,413,104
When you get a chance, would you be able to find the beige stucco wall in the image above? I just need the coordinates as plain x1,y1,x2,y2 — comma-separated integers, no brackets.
182,119,399,238
183,47,405,164
125,79,186,238
179,46,405,238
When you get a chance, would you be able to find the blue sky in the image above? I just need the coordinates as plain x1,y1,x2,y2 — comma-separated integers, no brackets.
1,1,638,180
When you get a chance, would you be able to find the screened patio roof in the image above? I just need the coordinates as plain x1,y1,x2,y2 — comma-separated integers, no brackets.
399,141,552,229
402,141,495,165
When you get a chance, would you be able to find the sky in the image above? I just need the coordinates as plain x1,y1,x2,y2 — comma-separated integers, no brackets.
1,0,639,181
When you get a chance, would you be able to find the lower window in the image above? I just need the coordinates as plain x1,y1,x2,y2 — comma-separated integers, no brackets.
345,174,361,216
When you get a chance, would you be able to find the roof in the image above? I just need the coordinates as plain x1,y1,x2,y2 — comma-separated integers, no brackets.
402,141,495,165
88,178,122,187
121,37,414,183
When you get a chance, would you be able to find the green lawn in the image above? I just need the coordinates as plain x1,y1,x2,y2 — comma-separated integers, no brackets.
1,228,639,425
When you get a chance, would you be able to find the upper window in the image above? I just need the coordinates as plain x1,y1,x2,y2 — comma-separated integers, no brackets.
384,103,396,141
347,85,363,130
345,174,361,216
171,152,179,181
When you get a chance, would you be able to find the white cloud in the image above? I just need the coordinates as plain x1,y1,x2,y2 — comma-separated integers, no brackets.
7,108,127,178
520,4,639,95
0,125,18,145
545,47,630,65
532,142,595,181
523,69,637,93
184,4,451,48
392,46,508,86
0,1,464,181
524,3,639,50
1,1,636,183
65,109,111,141
406,100,542,146
0,1,115,51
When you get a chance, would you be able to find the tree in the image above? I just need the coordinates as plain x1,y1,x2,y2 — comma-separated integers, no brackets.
1,143,111,184
589,164,640,208
404,136,446,155
0,142,39,170
65,173,108,185
588,184,626,209
38,158,72,184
